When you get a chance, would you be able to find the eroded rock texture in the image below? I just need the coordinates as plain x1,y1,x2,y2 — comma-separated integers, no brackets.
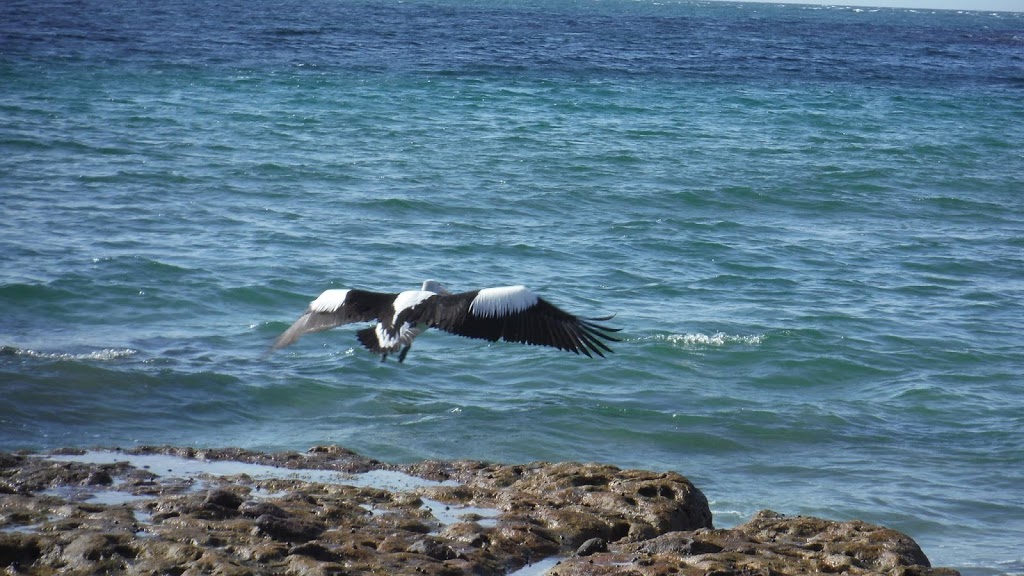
548,510,959,576
0,446,955,575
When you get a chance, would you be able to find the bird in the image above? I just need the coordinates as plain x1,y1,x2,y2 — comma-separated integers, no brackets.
272,280,620,362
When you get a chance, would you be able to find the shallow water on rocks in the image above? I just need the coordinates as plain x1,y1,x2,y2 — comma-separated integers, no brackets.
44,450,490,527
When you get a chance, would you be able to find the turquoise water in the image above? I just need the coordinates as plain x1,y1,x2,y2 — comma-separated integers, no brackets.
2,0,1023,572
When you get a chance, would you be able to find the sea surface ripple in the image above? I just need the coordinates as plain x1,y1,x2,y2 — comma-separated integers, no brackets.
2,0,1023,573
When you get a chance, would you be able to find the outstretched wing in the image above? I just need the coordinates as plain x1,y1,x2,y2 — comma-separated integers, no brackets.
272,288,396,350
416,285,620,357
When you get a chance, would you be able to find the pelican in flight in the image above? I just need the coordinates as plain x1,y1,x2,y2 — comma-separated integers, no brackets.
273,281,619,362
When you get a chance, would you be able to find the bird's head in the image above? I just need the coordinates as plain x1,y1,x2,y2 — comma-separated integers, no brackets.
421,279,451,295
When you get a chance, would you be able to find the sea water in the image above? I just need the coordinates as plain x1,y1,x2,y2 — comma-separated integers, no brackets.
2,0,1022,573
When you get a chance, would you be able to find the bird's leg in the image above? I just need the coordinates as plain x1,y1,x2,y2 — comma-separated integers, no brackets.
397,345,411,363
380,353,388,362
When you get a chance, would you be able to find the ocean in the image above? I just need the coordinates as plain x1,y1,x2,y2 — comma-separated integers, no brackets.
1,0,1022,573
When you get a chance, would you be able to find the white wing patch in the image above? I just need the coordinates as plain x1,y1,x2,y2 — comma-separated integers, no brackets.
309,289,351,313
391,289,435,323
469,285,539,318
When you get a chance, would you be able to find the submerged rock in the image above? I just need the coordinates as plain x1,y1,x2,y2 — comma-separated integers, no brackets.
0,446,956,575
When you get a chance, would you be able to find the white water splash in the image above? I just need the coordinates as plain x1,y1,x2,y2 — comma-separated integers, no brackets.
656,333,764,347
3,347,138,361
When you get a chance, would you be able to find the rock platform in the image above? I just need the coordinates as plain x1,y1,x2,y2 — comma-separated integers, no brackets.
0,446,958,575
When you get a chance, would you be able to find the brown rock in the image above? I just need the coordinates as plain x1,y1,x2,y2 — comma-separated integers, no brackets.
552,509,958,576
577,537,608,556
254,513,327,542
0,448,958,576
637,531,723,555
288,541,340,562
61,532,137,572
205,488,245,510
408,537,460,560
744,509,932,570
0,532,42,568
239,499,288,518
84,470,114,486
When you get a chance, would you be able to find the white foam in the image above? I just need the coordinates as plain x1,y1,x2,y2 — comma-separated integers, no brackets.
309,289,350,313
469,285,538,318
5,348,138,361
659,333,763,347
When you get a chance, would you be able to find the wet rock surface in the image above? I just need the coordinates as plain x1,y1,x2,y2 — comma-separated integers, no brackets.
0,446,957,575
549,510,960,576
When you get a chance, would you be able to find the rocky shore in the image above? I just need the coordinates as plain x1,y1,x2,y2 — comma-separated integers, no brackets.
0,445,958,575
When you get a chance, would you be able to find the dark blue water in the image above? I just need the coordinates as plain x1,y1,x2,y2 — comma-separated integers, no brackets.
2,0,1023,573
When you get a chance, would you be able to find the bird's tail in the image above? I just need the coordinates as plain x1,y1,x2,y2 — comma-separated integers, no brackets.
356,326,384,354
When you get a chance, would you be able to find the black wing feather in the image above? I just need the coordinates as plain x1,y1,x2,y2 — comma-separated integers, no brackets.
418,291,620,356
